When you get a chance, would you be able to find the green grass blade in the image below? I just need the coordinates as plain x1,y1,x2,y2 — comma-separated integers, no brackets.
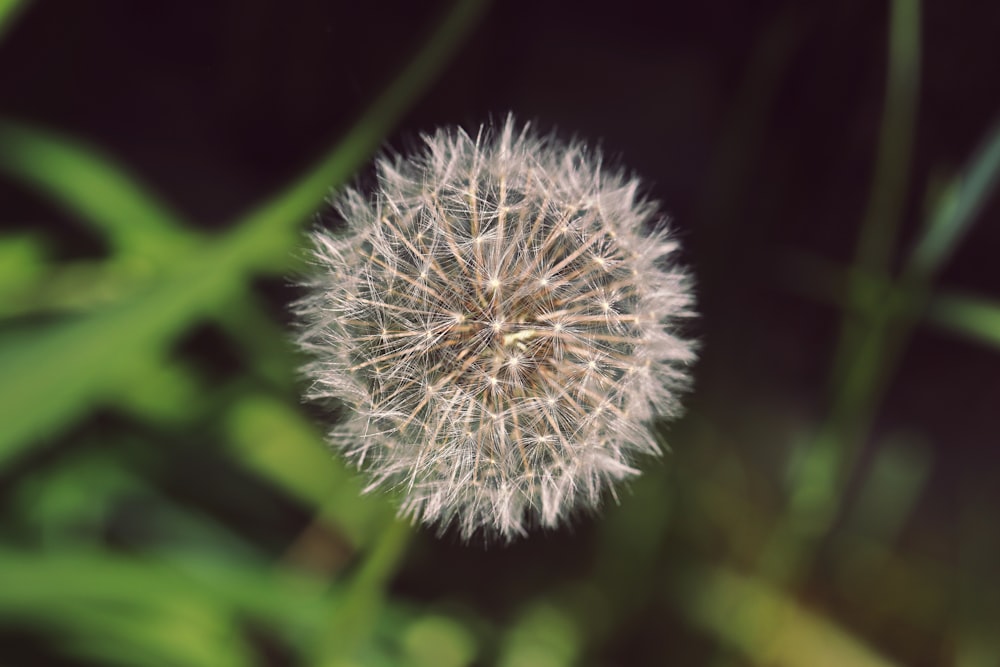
841,434,931,544
225,394,390,546
0,548,335,624
318,518,413,663
0,247,239,463
926,291,1000,350
0,0,488,467
674,565,902,667
762,0,923,586
0,547,337,665
852,0,921,280
0,124,194,257
0,0,29,40
907,118,1000,279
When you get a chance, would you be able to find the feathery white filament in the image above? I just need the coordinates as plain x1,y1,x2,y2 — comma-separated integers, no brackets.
294,117,697,540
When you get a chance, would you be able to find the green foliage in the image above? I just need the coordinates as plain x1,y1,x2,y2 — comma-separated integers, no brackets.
0,1,488,664
928,292,1000,350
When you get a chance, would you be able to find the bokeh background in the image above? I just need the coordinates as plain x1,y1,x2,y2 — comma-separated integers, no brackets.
2,0,999,665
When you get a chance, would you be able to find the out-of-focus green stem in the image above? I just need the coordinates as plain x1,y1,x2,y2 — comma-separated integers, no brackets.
674,564,902,667
761,0,922,585
316,518,413,666
852,0,921,282
926,291,1000,350
0,0,489,466
0,0,29,40
905,117,1000,280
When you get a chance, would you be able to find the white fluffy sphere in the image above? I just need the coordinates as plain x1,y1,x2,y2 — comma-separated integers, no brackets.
294,117,697,540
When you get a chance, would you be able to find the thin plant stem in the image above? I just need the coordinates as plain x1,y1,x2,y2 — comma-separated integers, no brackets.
760,0,922,586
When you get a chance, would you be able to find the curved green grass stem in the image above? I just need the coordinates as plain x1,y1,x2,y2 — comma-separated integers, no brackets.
0,0,490,467
759,0,923,586
765,0,1000,590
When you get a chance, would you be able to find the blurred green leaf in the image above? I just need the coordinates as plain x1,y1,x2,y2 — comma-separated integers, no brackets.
13,449,142,546
2,256,160,317
319,517,413,665
852,0,920,281
675,565,902,667
777,249,888,312
0,548,336,635
0,123,196,259
0,233,47,312
212,290,299,390
225,394,390,546
957,482,1000,667
0,0,489,467
114,353,203,423
927,291,1000,350
593,463,674,619
777,0,923,561
907,117,1000,279
12,444,266,560
0,0,29,40
0,244,244,464
842,433,931,544
498,603,580,667
957,638,1000,667
831,538,949,633
39,598,252,667
777,255,1000,359
402,615,478,667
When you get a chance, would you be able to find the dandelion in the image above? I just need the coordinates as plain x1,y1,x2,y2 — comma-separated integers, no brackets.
293,116,697,540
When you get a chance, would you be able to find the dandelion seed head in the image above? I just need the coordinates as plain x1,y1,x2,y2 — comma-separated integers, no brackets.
294,116,697,541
